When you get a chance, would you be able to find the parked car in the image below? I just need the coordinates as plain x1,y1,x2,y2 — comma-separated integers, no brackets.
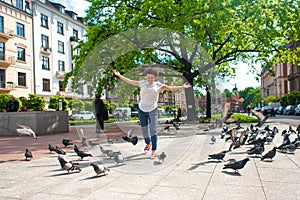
261,106,276,117
283,105,296,115
70,111,95,120
294,104,300,115
253,107,261,112
277,106,286,115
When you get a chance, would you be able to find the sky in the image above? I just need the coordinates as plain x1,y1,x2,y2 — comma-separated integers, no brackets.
53,0,261,92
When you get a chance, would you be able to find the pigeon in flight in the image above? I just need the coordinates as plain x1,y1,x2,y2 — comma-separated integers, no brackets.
122,129,138,145
24,148,33,161
16,124,37,139
90,163,110,176
57,156,81,173
261,147,277,161
157,152,167,163
62,139,73,147
223,158,250,173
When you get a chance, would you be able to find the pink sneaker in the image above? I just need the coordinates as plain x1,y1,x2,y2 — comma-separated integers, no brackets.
144,143,151,152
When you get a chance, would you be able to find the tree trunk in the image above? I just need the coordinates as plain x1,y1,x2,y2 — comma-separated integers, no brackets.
206,87,211,118
185,87,199,123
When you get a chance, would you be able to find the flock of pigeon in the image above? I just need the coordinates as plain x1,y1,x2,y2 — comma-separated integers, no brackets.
208,122,300,174
23,127,167,176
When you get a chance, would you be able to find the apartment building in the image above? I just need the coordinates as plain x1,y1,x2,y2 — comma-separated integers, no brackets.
261,63,291,98
0,0,34,96
32,0,88,101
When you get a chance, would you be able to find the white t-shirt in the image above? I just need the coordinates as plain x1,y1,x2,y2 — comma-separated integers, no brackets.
138,80,164,112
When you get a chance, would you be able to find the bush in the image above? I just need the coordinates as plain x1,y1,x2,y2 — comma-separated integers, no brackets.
49,96,68,111
27,94,46,111
231,113,259,123
0,94,11,111
69,99,84,111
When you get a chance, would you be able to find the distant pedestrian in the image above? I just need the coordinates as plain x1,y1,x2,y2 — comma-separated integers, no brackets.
94,94,108,136
6,96,19,112
176,107,182,121
247,105,251,116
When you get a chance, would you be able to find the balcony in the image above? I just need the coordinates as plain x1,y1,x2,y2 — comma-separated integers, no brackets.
56,71,65,79
0,55,15,68
0,82,15,94
57,91,75,99
40,47,52,55
0,28,15,40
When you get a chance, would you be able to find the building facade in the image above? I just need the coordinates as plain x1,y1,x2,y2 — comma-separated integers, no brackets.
0,0,34,96
32,0,88,101
261,63,290,98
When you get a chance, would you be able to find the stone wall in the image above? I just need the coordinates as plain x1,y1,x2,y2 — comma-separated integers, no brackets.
0,111,69,136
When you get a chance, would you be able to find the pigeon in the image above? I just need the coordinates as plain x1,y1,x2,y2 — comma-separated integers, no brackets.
74,144,80,154
173,123,180,130
289,125,296,134
208,151,226,161
76,150,92,159
48,144,56,153
24,148,33,160
114,154,125,165
107,137,114,144
157,152,167,163
164,126,170,131
211,135,216,143
279,144,297,154
62,139,73,147
54,146,66,155
247,142,265,157
90,163,110,175
16,124,37,139
122,129,138,145
223,158,250,173
57,156,81,173
107,151,121,159
88,140,99,147
79,128,88,146
261,147,277,161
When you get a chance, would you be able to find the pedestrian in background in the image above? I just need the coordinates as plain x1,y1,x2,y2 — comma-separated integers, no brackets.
94,94,108,137
6,96,19,112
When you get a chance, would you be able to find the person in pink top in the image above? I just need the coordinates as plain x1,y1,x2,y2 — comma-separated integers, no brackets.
113,68,191,158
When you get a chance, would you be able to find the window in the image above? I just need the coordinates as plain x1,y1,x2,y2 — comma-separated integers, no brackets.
72,14,77,20
0,69,5,88
16,0,23,9
17,47,25,61
42,78,50,91
0,42,4,60
18,72,26,86
41,34,49,49
40,14,48,28
16,22,25,37
42,56,49,70
57,22,63,35
0,16,3,33
59,81,64,91
59,6,65,14
73,29,78,41
58,41,64,53
58,60,65,71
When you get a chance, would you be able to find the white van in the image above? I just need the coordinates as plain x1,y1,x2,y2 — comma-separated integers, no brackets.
113,107,131,120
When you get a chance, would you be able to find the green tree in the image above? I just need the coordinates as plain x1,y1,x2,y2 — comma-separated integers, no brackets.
222,89,232,98
27,94,46,111
239,87,262,109
263,95,279,105
0,94,11,111
49,96,68,111
280,91,300,106
69,0,294,121
84,101,93,112
69,99,85,111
